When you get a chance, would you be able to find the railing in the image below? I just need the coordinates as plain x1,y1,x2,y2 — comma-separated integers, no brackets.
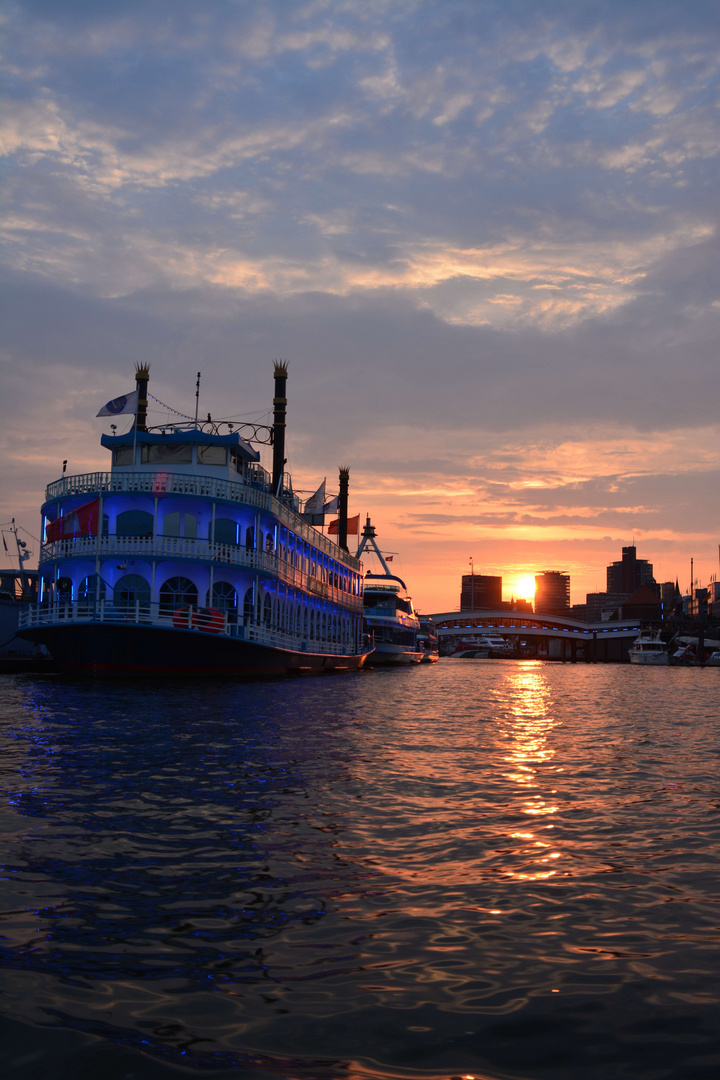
18,600,363,656
38,534,363,610
44,471,362,570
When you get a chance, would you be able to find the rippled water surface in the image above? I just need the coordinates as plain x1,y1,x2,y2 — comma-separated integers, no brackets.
1,661,719,1079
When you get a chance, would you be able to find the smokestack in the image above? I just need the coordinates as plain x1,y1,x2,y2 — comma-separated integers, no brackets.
271,361,288,496
135,363,150,431
338,466,350,552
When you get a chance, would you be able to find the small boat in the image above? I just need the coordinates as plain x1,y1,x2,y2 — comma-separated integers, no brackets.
18,364,371,676
449,634,510,659
629,630,669,665
356,518,423,665
706,651,720,667
417,617,439,662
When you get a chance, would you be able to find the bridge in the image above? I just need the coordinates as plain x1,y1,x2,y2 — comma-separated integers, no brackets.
429,610,641,662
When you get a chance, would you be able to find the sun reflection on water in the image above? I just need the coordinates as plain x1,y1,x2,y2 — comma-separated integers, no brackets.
501,663,562,880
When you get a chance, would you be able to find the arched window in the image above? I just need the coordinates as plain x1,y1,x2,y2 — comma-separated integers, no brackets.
212,581,238,614
243,587,255,624
115,574,150,612
116,510,153,537
213,518,239,546
57,576,73,600
79,575,106,602
159,576,198,611
245,526,254,550
164,512,197,538
263,594,272,628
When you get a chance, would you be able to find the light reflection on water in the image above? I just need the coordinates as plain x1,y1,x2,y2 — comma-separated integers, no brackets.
0,662,719,1080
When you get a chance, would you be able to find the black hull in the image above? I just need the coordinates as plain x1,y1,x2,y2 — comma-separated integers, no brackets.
18,623,370,677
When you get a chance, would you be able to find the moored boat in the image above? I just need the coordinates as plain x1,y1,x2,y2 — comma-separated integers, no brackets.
356,518,423,665
629,630,669,665
417,617,439,662
18,365,371,676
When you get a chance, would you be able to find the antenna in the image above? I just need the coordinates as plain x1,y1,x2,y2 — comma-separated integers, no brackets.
194,371,201,427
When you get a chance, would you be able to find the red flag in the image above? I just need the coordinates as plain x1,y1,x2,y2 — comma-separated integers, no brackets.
46,499,100,542
386,555,394,562
328,514,360,536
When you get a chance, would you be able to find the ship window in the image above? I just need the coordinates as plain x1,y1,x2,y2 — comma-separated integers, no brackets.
115,574,150,611
163,512,197,538
116,510,153,537
159,576,198,610
141,443,192,464
214,518,239,546
57,577,73,600
79,575,106,601
213,582,238,610
245,526,254,550
113,446,134,466
198,445,228,465
244,587,254,623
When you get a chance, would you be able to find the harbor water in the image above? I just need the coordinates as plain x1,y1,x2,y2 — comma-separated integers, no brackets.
1,661,719,1080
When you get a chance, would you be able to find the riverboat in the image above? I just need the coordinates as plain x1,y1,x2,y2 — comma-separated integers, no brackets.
629,630,669,665
18,364,371,676
356,517,423,665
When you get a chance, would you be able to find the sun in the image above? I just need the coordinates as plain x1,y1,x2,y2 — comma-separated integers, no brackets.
513,574,537,602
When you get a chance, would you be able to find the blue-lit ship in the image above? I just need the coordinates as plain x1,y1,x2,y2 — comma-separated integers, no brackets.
18,364,370,676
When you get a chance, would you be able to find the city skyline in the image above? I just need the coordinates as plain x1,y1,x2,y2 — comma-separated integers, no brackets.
1,0,719,614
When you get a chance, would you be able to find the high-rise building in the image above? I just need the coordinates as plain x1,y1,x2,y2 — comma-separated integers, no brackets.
460,574,502,611
535,571,570,615
606,546,657,596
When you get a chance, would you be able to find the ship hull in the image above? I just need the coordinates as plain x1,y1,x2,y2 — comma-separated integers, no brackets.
19,622,370,676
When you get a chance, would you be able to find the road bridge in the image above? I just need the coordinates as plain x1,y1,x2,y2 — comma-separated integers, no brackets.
429,610,640,662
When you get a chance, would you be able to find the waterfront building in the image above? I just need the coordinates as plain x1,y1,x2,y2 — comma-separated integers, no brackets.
607,546,657,596
460,573,502,611
534,571,570,616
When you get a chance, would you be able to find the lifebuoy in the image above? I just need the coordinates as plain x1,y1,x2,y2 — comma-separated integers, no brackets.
172,605,192,629
193,606,225,633
172,605,225,633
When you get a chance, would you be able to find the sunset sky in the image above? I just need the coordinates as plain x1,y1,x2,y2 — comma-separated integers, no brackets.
1,0,718,614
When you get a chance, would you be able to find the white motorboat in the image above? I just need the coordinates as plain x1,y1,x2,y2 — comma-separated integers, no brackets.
356,518,423,665
629,630,669,665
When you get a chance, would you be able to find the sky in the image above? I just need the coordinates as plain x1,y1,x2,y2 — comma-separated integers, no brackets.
1,0,719,614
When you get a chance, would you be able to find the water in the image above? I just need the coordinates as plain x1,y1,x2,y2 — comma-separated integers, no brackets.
1,661,719,1080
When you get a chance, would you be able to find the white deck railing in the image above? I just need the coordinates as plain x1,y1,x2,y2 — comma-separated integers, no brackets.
39,534,363,610
44,471,362,571
18,601,362,656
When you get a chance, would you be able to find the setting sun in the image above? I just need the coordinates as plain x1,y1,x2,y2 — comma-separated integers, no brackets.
512,574,537,602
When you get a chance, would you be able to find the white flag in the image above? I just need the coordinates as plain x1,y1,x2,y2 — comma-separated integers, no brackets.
324,495,339,514
304,480,326,514
97,390,138,417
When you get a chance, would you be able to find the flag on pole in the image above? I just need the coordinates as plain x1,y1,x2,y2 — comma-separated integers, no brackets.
46,500,101,542
304,480,325,514
328,514,360,536
386,555,394,561
323,495,339,514
97,390,138,417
